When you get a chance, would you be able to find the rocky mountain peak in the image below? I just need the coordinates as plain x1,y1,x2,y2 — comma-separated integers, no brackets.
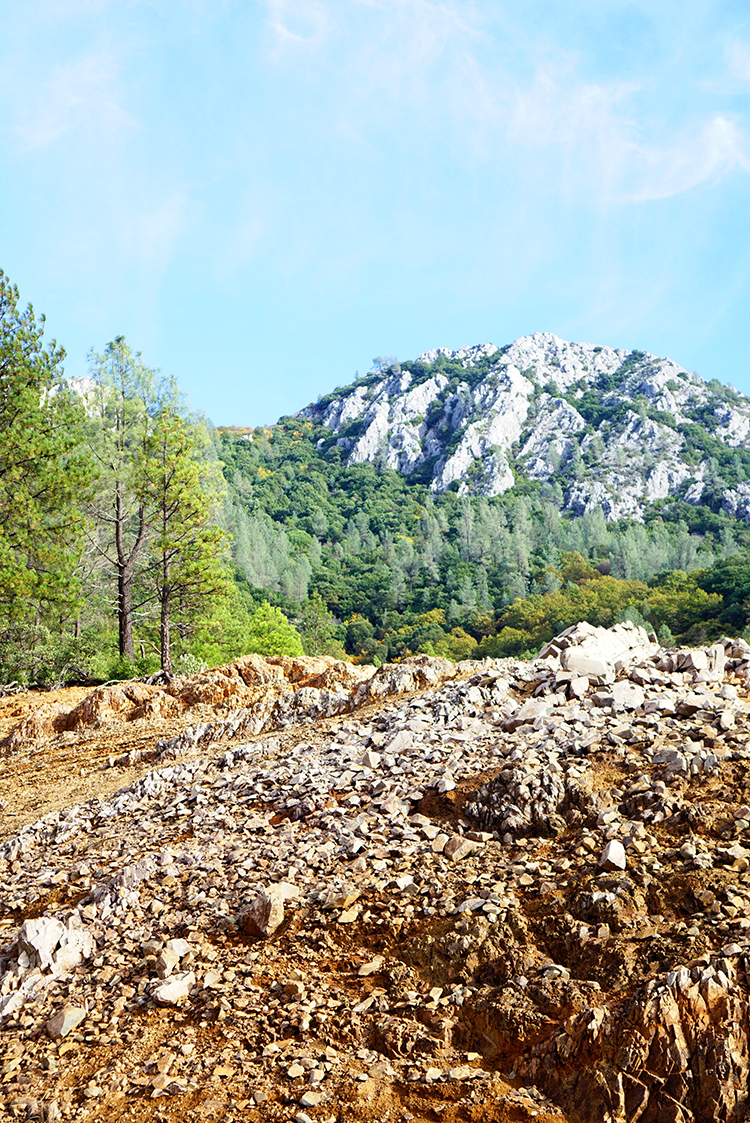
303,333,750,522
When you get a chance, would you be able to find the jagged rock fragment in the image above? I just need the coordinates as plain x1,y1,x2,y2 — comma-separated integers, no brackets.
152,971,195,1006
600,839,627,871
240,884,288,937
18,917,65,971
46,1006,86,1040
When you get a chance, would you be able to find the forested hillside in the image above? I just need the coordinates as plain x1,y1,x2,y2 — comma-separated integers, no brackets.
3,266,750,683
218,415,750,662
0,271,298,685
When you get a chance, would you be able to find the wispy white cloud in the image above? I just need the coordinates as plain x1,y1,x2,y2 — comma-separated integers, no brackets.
265,0,478,57
628,114,750,200
504,67,750,202
505,66,638,188
263,0,482,88
352,0,480,68
260,0,750,204
265,0,331,52
1,28,190,282
3,0,750,416
726,38,750,84
15,49,135,150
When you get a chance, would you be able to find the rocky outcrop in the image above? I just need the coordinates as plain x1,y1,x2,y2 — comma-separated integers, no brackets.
722,479,750,521
303,332,750,521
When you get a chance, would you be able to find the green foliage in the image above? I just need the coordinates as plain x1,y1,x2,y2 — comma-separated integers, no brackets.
616,605,648,628
189,583,258,666
568,390,633,429
657,623,674,646
85,336,160,659
139,408,233,671
696,556,750,632
175,652,209,676
218,405,750,663
475,562,723,657
678,422,750,490
102,653,160,681
0,622,163,686
0,270,89,622
0,625,98,687
3,287,750,679
298,593,346,657
246,602,304,656
648,409,677,429
431,626,478,661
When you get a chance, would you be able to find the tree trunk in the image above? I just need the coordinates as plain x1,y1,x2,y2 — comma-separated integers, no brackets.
118,567,135,661
114,480,147,660
160,555,172,673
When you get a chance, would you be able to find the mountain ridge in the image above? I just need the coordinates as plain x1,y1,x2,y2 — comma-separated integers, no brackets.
301,332,750,522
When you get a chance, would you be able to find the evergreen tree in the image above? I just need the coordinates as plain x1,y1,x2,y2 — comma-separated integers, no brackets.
298,592,344,656
0,271,88,622
84,337,158,659
139,408,231,672
703,457,726,512
246,602,304,656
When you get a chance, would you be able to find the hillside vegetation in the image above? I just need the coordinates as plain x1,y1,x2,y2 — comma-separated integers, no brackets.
2,267,750,682
219,415,750,663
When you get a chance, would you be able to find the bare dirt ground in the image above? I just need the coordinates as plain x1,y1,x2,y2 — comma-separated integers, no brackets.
0,688,183,842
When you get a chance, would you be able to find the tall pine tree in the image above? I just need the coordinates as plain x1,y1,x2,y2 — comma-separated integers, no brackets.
84,337,158,659
139,408,230,672
0,271,88,623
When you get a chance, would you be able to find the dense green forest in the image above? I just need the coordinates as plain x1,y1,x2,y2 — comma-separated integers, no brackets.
218,416,750,663
2,266,750,686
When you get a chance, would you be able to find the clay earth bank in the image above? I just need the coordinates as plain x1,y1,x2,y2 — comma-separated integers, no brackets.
3,625,750,1121
303,332,750,521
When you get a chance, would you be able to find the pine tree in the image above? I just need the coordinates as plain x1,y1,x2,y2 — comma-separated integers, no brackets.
84,337,158,659
0,271,88,622
298,593,343,656
139,409,231,672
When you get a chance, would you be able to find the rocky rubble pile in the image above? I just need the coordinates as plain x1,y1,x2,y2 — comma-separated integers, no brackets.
1,654,460,760
3,630,750,1121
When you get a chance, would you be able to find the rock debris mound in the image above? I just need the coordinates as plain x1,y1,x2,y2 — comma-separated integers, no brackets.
2,631,750,1121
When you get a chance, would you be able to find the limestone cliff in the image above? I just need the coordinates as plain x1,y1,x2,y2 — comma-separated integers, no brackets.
303,333,750,521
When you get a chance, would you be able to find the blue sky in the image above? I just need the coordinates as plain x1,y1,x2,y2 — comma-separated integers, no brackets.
1,1,750,425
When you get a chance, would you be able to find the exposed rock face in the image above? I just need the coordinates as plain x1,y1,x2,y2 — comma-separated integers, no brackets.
540,619,660,676
722,479,750,521
303,332,750,520
4,634,750,1120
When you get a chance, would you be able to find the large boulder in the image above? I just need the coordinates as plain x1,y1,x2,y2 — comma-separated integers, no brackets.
540,621,658,679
